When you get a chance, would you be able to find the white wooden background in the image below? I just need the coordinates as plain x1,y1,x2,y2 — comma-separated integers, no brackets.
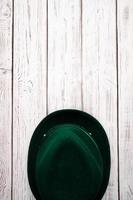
0,0,133,199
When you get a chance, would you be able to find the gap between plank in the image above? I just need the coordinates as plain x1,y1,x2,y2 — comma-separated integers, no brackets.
80,0,84,111
46,0,49,115
11,0,14,199
116,0,120,199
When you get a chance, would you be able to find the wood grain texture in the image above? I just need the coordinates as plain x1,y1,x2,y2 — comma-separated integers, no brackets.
118,0,133,199
82,0,118,199
13,0,47,199
48,0,82,112
0,0,12,199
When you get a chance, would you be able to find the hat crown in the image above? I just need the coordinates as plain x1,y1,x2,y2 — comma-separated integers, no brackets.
35,124,103,200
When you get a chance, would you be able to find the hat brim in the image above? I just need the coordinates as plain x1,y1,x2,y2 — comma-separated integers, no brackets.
27,109,111,200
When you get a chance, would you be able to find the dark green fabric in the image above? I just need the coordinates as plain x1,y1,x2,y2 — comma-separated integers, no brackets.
35,125,103,200
27,109,111,200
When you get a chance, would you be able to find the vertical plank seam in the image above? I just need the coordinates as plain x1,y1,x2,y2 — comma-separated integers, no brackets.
80,0,83,111
116,0,120,199
46,0,48,115
11,0,14,199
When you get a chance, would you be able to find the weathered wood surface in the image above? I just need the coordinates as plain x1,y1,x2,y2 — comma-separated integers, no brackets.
48,0,82,112
0,0,12,199
13,0,47,199
0,0,133,199
118,0,133,199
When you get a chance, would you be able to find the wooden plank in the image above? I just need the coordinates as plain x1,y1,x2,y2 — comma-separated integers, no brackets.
0,0,12,199
48,0,82,112
117,1,133,199
82,0,118,199
13,0,47,199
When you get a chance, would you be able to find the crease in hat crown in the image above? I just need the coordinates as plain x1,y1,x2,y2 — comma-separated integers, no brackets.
35,124,104,200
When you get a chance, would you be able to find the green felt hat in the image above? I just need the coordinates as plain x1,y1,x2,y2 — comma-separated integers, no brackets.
27,109,111,200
